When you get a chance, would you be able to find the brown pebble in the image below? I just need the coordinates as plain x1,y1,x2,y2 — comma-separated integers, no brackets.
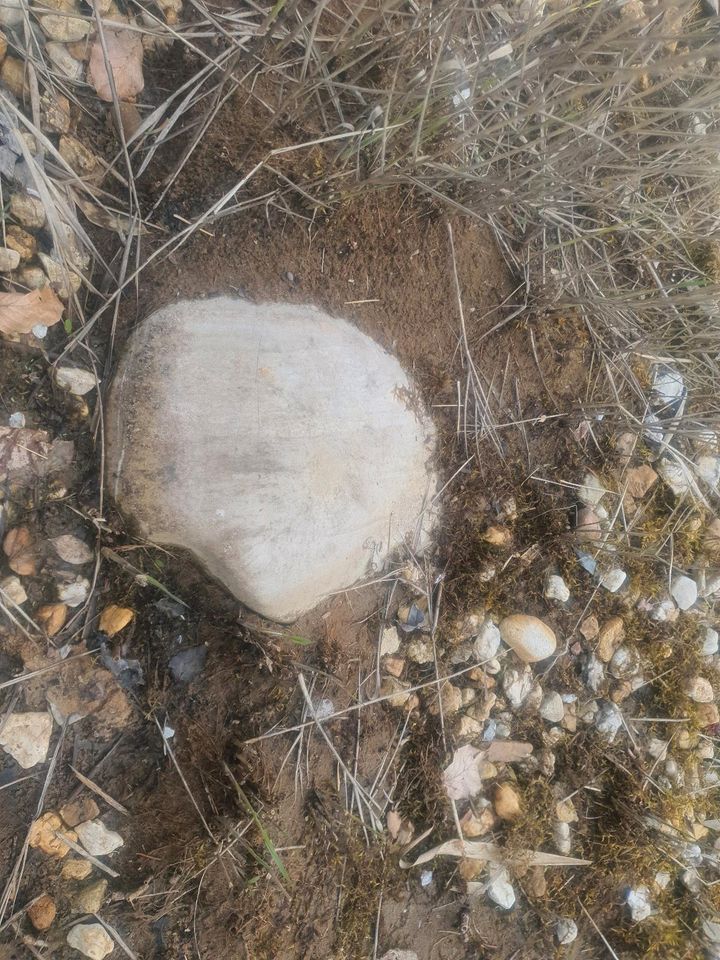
625,464,658,499
60,796,99,828
61,858,93,880
1,56,28,98
597,617,624,662
27,894,56,931
383,656,405,678
579,615,599,641
116,101,142,140
525,865,547,899
696,702,720,727
493,782,521,821
482,524,511,547
5,225,36,261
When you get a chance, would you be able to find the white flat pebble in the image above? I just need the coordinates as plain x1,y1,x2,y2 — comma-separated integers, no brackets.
556,918,578,945
75,820,124,857
487,866,515,909
0,712,52,768
67,923,114,960
600,568,627,593
671,574,697,610
544,574,570,603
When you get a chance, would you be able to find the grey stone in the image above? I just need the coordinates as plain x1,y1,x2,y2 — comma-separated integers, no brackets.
107,299,436,622
169,645,207,683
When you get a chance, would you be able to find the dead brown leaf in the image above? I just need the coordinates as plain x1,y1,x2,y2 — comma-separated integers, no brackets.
36,602,69,637
0,287,64,336
89,28,144,102
3,527,38,576
99,604,134,636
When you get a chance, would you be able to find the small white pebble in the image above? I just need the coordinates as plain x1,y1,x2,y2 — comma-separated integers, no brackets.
556,918,578,945
544,574,570,603
671,574,698,611
8,411,25,428
600,568,627,593
702,628,719,657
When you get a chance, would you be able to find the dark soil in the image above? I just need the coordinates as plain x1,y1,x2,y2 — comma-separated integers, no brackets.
0,29,613,960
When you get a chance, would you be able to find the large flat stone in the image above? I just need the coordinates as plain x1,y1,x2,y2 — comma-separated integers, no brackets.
107,299,436,621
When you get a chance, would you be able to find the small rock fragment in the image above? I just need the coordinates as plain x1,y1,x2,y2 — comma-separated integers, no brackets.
625,465,658,499
652,365,684,406
556,799,578,823
580,615,599,640
60,797,99,828
702,627,719,657
583,653,605,692
544,574,570,603
0,712,52,767
36,602,69,637
168,645,207,684
380,677,417,710
595,701,623,742
46,40,84,79
40,14,90,41
556,918,578,945
503,665,534,709
600,568,627,593
579,472,607,506
429,682,462,716
626,886,652,922
461,807,496,837
406,637,433,664
383,656,405,678
472,619,501,661
658,458,693,496
553,820,571,855
597,617,624,662
487,866,515,909
28,894,56,931
29,812,76,858
686,676,714,703
67,922,114,960
56,367,97,397
75,819,124,857
483,524,511,546
72,879,108,915
59,134,97,175
61,859,93,880
1,57,27,98
58,576,91,606
5,224,35,261
539,691,564,723
379,952,418,960
493,782,521,821
0,246,20,272
0,574,27,605
379,625,400,657
696,701,720,726
499,615,557,663
671,574,697,610
609,645,641,681
9,192,46,230
41,90,71,133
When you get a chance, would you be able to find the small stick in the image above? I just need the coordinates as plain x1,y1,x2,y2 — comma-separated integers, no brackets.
70,766,129,816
